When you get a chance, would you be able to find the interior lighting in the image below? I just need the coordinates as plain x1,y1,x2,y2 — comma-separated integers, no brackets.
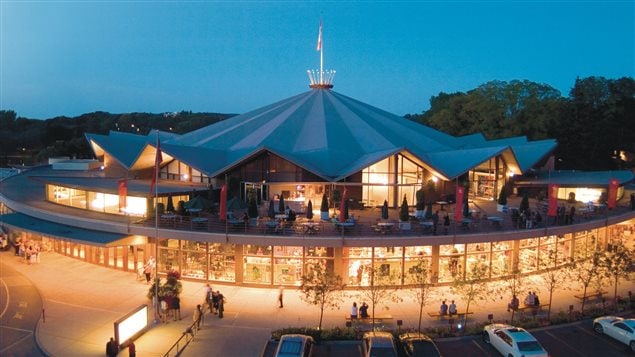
432,176,439,183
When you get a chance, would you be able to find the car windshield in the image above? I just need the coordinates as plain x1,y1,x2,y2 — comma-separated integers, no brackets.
277,340,302,356
517,341,543,351
369,347,398,357
411,341,441,356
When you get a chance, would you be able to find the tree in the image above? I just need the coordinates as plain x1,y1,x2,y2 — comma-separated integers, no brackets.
538,246,573,320
405,257,433,332
356,264,403,330
450,261,491,327
299,263,345,331
572,251,605,312
496,268,525,323
599,243,635,311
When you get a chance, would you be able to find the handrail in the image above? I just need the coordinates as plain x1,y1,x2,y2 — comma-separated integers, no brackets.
163,320,199,357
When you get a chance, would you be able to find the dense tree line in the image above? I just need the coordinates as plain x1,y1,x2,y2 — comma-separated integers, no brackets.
0,110,233,167
406,76,634,170
1,75,633,170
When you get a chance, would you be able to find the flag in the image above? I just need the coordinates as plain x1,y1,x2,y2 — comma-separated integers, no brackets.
220,184,227,222
607,179,619,209
455,186,464,221
548,184,559,217
316,21,322,51
339,187,347,223
118,178,127,212
149,139,163,196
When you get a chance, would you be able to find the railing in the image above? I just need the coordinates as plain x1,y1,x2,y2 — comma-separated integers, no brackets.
163,320,199,357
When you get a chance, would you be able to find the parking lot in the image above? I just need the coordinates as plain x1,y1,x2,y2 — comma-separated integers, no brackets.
263,317,635,357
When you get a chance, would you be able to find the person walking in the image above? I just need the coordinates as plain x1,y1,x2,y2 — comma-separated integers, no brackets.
277,286,284,308
218,292,225,318
193,304,203,329
127,341,136,357
106,337,118,357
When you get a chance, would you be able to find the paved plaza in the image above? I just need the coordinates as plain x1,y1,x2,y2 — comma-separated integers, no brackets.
1,249,634,356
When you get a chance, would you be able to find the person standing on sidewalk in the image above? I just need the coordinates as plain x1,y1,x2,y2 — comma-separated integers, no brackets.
218,292,225,318
106,337,118,357
193,304,203,329
277,285,284,308
128,341,136,357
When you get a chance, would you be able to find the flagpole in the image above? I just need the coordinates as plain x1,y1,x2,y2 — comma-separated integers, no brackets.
154,130,160,323
319,21,323,84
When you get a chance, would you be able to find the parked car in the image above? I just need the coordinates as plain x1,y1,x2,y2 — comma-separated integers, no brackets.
362,331,398,357
274,334,315,357
593,316,635,352
482,323,548,357
398,332,442,357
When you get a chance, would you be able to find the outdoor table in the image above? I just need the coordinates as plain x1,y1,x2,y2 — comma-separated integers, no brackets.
376,222,394,234
301,222,319,235
275,214,288,220
488,216,503,227
436,201,449,210
191,217,208,230
161,213,177,226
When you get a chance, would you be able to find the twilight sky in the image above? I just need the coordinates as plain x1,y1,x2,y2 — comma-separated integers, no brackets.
1,1,633,120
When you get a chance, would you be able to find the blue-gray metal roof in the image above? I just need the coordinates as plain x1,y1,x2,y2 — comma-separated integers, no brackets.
516,170,635,187
87,89,557,181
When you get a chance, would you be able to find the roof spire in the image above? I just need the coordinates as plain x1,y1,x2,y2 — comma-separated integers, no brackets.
308,20,335,89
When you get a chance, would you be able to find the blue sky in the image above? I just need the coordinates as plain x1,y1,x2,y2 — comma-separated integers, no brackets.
1,1,633,120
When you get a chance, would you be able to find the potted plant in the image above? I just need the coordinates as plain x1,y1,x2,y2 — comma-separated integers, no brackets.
399,195,411,230
320,193,330,220
415,188,425,219
497,185,508,212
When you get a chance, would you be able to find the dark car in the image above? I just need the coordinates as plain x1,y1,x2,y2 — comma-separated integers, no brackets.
398,332,442,357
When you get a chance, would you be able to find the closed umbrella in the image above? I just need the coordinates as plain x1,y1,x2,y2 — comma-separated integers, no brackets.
381,200,389,220
166,194,175,212
278,195,286,213
306,200,313,220
268,200,275,219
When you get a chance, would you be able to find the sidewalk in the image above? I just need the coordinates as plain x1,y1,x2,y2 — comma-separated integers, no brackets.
2,250,633,357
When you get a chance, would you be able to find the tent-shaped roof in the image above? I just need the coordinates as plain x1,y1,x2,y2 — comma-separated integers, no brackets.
88,88,556,181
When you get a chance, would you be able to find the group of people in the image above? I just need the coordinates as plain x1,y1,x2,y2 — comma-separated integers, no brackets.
204,283,226,318
507,291,541,312
159,293,181,322
12,237,43,264
350,301,369,319
439,300,458,316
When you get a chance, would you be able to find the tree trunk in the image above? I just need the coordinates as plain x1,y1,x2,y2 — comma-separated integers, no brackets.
614,276,619,312
547,286,554,320
418,305,423,333
581,285,588,312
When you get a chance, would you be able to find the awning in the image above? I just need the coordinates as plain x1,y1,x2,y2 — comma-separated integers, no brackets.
0,213,145,247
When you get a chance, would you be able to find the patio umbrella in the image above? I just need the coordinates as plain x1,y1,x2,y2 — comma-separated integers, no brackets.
425,202,433,219
381,200,389,220
226,197,247,210
339,188,348,223
219,184,227,221
278,195,286,213
166,194,175,212
184,195,211,210
268,200,275,219
306,200,313,219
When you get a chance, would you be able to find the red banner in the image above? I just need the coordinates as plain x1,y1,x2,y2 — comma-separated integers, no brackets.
118,179,127,212
339,187,348,223
607,179,619,209
219,184,227,221
455,186,464,221
548,184,559,217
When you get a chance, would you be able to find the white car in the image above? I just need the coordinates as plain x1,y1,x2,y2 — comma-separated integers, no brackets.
593,316,635,352
482,323,548,357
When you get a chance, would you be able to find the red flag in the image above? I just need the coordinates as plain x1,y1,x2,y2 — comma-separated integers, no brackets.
607,179,619,209
455,186,464,221
548,184,559,217
118,178,127,212
316,21,322,51
220,184,227,222
149,139,163,196
339,187,347,223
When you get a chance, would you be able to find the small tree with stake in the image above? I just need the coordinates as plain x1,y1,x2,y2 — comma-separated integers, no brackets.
405,257,433,332
299,263,345,331
356,264,403,331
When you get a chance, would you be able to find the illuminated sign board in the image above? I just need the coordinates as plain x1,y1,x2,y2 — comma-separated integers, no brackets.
114,304,148,347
